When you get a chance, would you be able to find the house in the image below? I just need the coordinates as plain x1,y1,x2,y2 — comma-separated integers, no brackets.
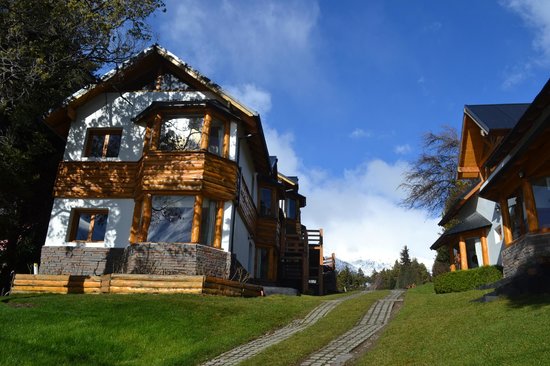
37,45,326,293
433,78,550,278
431,104,529,271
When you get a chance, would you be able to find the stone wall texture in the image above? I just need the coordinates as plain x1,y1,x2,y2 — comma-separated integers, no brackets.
40,243,244,280
502,233,550,277
40,246,124,275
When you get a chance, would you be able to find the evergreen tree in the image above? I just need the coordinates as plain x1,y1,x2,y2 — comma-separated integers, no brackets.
0,0,165,287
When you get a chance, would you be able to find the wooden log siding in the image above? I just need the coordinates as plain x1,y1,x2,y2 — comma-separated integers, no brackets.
237,176,257,235
53,161,138,198
140,152,238,200
256,217,279,247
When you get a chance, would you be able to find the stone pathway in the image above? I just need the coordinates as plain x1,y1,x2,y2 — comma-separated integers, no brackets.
300,290,405,366
201,291,368,366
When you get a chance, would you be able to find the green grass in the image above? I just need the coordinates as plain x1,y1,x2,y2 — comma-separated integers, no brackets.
0,292,335,366
240,290,389,366
354,284,550,366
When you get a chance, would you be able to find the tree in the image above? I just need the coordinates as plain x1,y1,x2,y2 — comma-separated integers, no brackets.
400,245,411,266
399,126,465,216
0,0,165,290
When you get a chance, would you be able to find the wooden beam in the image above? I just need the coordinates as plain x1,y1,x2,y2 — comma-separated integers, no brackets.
191,195,203,243
459,237,468,270
150,114,162,150
213,201,224,248
223,120,230,158
522,179,539,233
481,230,489,266
449,244,456,272
500,198,513,247
139,194,152,242
142,120,153,154
200,112,212,151
129,198,142,244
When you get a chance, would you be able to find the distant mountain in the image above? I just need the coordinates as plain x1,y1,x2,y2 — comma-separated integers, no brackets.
334,258,391,276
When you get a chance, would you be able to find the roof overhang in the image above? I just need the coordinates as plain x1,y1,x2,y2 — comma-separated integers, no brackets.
431,212,492,250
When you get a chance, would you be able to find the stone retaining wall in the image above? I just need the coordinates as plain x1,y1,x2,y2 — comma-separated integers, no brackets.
39,243,242,279
502,233,550,277
39,246,124,275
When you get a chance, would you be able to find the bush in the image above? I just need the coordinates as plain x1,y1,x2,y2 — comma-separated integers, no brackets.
433,265,502,294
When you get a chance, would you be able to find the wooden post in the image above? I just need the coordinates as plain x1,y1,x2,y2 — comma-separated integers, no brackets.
129,198,143,244
449,244,456,272
481,231,489,266
222,120,230,158
139,194,152,242
500,199,513,246
200,113,212,151
142,121,153,154
150,114,162,150
522,179,539,233
191,195,203,243
459,237,468,270
213,201,224,248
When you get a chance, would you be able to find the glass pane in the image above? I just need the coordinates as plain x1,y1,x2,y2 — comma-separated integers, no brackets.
148,196,194,242
532,177,550,228
105,133,121,157
200,199,217,245
159,116,203,151
91,213,108,241
208,121,223,156
75,213,92,240
260,188,273,216
88,134,105,157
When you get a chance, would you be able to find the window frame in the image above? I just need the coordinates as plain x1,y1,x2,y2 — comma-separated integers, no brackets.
83,128,123,158
68,209,109,242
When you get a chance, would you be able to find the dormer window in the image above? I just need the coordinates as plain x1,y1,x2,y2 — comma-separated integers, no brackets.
159,116,203,151
84,128,122,158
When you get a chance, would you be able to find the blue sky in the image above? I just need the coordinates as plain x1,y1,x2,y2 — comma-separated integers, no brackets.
146,0,550,268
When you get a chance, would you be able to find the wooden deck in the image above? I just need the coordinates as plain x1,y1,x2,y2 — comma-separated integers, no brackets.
11,274,263,297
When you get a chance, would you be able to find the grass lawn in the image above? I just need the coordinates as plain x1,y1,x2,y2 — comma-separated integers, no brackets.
240,290,389,366
0,292,337,366
355,284,550,366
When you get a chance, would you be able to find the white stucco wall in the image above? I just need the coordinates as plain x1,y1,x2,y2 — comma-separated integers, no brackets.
63,91,207,162
239,136,257,205
221,201,233,252
232,211,255,276
45,198,134,248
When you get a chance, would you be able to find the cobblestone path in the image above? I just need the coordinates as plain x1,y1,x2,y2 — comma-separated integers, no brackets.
201,291,368,366
300,289,405,366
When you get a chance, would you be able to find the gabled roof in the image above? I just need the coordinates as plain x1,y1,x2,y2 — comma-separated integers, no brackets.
43,44,273,173
430,212,492,250
464,104,529,133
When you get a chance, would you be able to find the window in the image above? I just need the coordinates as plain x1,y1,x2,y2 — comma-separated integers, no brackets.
84,129,122,158
286,198,297,220
69,209,108,242
259,188,273,216
159,116,203,151
208,120,224,156
147,196,194,242
255,247,269,280
532,177,550,229
200,199,218,245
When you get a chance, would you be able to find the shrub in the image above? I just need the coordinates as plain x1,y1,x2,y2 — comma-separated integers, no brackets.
433,265,502,294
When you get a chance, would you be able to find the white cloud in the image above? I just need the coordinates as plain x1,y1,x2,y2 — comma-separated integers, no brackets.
349,128,371,139
501,0,550,87
225,84,272,116
394,144,412,155
159,0,320,85
265,126,440,270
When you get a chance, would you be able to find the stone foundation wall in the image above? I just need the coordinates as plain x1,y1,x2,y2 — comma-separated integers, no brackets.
122,243,232,278
502,233,550,277
40,243,242,280
39,246,124,275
